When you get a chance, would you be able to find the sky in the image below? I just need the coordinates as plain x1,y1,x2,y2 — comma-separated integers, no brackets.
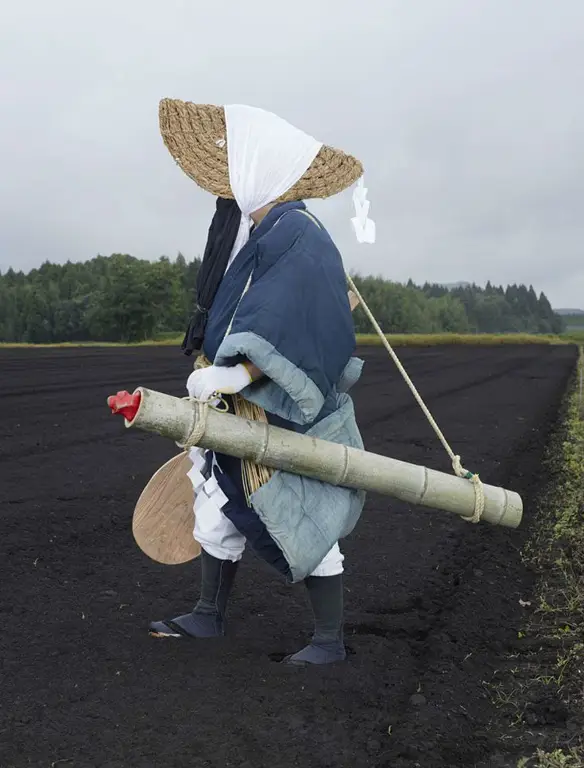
1,0,583,308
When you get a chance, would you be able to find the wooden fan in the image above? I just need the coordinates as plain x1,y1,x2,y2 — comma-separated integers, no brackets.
132,451,201,565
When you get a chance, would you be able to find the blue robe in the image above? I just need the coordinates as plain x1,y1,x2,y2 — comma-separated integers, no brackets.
203,201,366,583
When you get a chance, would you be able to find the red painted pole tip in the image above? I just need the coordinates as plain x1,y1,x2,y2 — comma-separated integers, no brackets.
107,390,141,422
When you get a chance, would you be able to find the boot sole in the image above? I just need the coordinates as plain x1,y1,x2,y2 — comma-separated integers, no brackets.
149,630,182,638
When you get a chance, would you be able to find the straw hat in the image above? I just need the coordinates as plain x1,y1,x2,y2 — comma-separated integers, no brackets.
159,99,363,201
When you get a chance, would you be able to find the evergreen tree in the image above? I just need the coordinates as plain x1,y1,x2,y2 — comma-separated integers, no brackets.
0,255,566,342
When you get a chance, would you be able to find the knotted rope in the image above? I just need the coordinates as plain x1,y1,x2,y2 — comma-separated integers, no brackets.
178,396,226,450
346,274,485,523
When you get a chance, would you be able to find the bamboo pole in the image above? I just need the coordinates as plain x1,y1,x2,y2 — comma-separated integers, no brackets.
115,387,523,529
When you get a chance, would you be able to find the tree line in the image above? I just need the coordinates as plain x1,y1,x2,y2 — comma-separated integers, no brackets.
0,254,564,343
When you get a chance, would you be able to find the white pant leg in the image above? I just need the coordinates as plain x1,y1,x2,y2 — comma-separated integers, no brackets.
188,449,246,563
193,499,246,562
188,450,342,572
309,542,344,577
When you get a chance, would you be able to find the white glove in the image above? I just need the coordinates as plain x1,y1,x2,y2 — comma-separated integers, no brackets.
186,363,252,402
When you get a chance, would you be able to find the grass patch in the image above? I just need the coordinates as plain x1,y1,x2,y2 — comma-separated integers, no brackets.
518,749,584,767
0,338,185,349
0,332,580,349
355,332,573,347
562,331,584,345
486,348,584,765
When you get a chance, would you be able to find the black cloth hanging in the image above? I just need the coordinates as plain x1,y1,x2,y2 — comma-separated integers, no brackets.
181,197,242,355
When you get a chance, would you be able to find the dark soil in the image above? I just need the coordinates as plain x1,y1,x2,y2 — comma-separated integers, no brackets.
0,344,577,768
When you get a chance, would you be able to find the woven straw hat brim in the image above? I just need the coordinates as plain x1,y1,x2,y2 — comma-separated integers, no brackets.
159,99,363,201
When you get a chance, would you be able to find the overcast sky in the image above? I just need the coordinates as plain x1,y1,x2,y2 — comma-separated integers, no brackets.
1,0,583,307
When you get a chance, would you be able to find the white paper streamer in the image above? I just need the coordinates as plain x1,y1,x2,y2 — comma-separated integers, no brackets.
351,176,376,244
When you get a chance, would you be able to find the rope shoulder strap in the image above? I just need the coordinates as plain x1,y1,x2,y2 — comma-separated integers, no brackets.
345,273,485,524
296,208,485,524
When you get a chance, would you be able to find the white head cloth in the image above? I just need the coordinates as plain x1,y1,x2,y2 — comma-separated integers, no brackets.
223,104,375,266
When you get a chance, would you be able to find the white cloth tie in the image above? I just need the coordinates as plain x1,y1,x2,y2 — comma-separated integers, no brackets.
224,104,322,267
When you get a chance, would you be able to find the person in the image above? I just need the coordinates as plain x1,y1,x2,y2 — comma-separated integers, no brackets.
149,100,374,665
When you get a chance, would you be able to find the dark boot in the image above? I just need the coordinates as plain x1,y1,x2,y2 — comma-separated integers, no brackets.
285,574,346,665
149,549,239,638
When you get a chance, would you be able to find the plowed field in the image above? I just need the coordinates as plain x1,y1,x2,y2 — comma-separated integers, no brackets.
0,344,577,767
